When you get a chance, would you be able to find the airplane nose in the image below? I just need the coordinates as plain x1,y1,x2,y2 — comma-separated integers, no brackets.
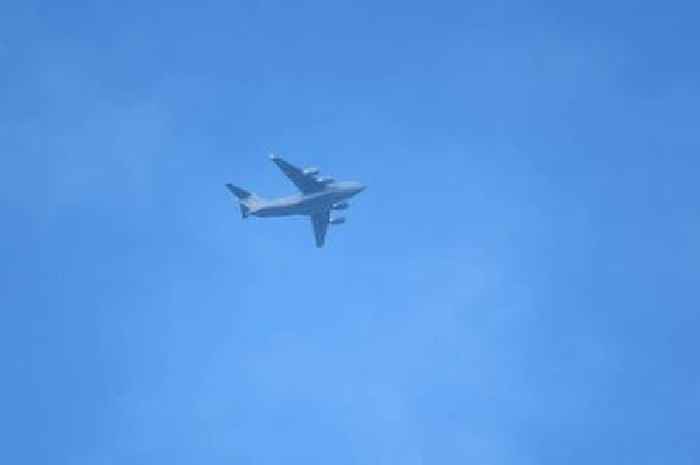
356,184,366,193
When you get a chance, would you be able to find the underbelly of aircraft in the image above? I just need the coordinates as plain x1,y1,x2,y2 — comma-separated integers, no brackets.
255,193,340,217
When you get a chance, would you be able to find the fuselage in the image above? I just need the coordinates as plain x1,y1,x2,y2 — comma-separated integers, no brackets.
251,181,365,217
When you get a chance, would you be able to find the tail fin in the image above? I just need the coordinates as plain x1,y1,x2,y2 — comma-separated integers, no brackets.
225,184,260,219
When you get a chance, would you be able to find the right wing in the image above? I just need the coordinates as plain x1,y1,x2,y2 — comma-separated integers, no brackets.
270,155,325,194
310,211,330,248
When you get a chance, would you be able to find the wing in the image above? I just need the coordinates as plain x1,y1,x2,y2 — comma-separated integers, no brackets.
270,155,324,194
310,211,330,248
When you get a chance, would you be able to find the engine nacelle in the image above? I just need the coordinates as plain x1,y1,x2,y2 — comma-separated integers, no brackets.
317,176,335,185
332,202,349,210
303,167,320,176
329,217,346,225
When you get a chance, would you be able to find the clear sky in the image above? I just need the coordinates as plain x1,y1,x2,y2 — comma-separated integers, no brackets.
2,1,699,463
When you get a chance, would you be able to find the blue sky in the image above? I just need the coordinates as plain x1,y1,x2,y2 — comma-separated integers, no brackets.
2,1,699,463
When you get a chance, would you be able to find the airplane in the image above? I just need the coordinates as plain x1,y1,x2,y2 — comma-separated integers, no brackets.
225,155,366,247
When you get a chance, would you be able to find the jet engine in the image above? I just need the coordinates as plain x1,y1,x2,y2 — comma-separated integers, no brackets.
329,217,346,225
303,167,320,176
317,176,335,185
332,202,349,210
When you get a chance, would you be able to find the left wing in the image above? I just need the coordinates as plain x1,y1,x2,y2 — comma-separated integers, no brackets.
310,211,330,248
270,155,325,194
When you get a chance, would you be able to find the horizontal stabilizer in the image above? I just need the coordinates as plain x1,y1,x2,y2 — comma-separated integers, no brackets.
225,184,261,219
225,183,252,199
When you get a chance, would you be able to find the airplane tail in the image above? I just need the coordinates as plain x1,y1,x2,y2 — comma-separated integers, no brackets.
225,184,262,219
